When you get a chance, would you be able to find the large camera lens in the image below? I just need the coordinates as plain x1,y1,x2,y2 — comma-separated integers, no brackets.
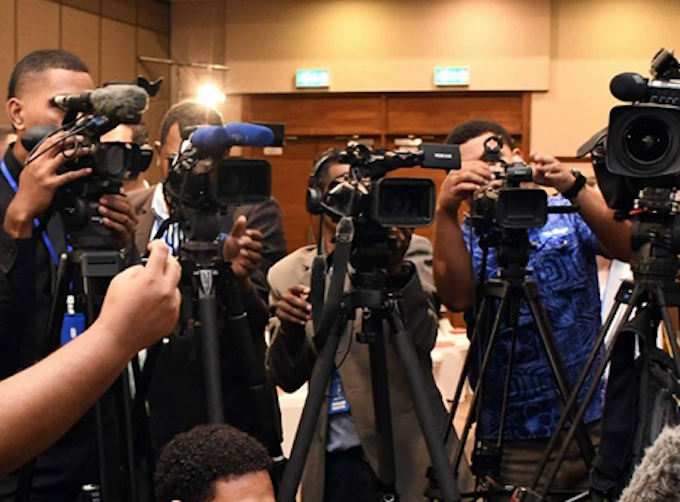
382,189,416,217
624,116,671,164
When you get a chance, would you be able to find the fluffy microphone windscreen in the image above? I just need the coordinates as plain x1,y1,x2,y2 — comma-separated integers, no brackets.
90,85,149,120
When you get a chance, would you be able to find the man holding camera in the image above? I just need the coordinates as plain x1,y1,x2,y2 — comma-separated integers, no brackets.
266,148,471,502
127,101,287,461
0,49,139,500
433,119,631,492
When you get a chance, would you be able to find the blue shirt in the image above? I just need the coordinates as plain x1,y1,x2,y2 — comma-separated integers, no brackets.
462,195,604,441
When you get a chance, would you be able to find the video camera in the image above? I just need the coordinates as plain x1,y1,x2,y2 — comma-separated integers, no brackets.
470,135,548,232
163,122,279,241
581,47,680,258
309,141,460,229
22,77,158,248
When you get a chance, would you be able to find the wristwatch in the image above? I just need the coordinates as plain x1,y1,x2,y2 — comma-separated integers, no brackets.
561,169,587,200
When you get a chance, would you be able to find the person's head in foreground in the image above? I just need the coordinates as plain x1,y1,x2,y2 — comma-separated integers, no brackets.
155,424,274,502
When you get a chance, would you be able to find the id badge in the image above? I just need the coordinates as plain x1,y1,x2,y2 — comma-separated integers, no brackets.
328,370,350,415
61,313,85,345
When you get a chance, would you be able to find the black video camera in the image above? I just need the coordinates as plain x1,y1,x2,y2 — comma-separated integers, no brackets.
314,142,460,228
585,48,680,219
470,136,548,232
22,78,157,248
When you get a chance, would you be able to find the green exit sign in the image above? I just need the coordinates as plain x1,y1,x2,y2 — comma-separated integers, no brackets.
296,69,330,88
434,67,470,87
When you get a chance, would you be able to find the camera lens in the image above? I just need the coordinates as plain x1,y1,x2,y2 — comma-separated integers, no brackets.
382,189,415,217
624,116,671,164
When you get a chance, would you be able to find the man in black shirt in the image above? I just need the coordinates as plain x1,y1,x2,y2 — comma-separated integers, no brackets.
0,49,138,500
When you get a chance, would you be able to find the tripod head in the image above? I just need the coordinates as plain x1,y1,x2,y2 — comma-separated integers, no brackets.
629,187,680,281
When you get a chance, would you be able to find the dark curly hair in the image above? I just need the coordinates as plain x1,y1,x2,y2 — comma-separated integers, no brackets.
445,119,516,150
154,424,273,502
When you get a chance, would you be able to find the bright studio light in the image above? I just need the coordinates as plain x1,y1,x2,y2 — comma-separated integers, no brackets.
196,84,226,108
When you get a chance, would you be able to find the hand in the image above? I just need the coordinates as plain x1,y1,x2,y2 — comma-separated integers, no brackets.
387,228,412,276
531,153,575,193
96,240,181,352
223,215,263,283
3,135,92,238
437,160,496,215
98,193,138,249
275,284,312,332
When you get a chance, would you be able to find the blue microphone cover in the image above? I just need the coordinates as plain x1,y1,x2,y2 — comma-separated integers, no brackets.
191,126,231,154
223,123,274,147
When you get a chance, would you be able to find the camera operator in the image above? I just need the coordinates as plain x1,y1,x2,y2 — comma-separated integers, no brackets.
266,149,471,502
0,240,180,477
127,101,287,459
0,49,138,500
433,119,631,492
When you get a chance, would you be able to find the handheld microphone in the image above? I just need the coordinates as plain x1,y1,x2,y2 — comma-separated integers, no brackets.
610,71,680,105
50,85,149,120
190,123,275,156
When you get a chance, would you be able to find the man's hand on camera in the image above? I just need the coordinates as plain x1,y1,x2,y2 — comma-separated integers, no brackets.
437,161,495,216
98,193,138,249
387,228,412,276
275,284,312,332
531,153,574,193
223,215,263,287
3,134,91,239
96,240,181,352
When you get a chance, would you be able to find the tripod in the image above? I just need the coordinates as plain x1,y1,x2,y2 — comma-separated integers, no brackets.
443,226,595,500
16,222,137,502
278,217,462,502
133,208,284,464
530,196,680,499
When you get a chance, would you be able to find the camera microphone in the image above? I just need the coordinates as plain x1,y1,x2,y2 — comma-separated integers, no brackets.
611,72,680,105
190,123,275,156
50,85,149,121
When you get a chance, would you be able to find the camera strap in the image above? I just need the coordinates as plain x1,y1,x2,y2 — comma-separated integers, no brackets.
0,159,59,265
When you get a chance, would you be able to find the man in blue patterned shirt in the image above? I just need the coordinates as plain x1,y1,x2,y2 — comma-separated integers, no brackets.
433,120,631,493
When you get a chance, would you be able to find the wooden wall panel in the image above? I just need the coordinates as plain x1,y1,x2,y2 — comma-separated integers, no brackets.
0,0,15,123
17,0,60,59
245,95,384,136
62,0,101,15
138,0,169,34
101,18,137,84
387,93,526,137
102,0,137,25
61,7,101,84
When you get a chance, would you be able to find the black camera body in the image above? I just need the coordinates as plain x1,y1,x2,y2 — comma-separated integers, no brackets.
471,136,548,232
318,142,458,229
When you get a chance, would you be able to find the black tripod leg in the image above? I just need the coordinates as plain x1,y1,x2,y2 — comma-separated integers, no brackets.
530,282,641,493
452,283,510,477
538,283,646,497
367,317,398,499
196,270,225,424
443,295,491,446
277,318,346,502
388,307,462,502
523,283,595,465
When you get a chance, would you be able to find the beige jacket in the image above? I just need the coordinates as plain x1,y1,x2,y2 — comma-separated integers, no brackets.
267,235,471,502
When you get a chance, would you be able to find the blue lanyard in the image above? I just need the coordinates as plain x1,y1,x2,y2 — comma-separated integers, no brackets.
0,159,60,265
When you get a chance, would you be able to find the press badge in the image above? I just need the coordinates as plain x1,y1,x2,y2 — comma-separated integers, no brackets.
328,370,350,414
60,295,85,345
